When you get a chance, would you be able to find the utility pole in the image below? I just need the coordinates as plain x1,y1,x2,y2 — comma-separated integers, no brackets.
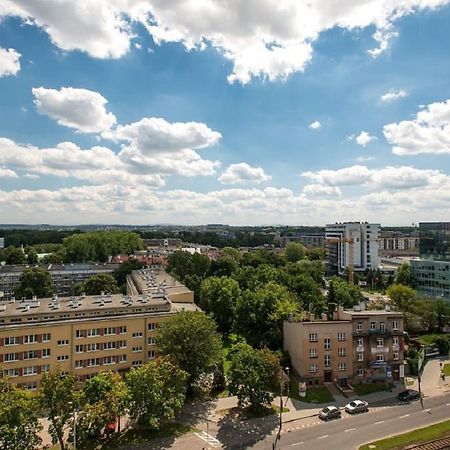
273,367,289,450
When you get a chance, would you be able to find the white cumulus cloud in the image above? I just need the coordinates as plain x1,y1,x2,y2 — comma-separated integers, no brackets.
302,184,341,197
219,163,271,184
32,87,117,133
384,98,450,155
1,0,449,83
0,47,21,77
309,120,321,129
355,131,377,147
0,167,18,178
380,89,408,103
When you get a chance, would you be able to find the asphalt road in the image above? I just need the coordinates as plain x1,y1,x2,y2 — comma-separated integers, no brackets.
249,392,450,450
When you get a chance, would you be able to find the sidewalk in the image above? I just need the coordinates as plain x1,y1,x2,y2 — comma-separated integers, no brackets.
410,356,450,397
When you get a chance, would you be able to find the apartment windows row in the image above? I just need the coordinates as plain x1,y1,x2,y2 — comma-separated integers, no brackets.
309,333,346,344
1,348,51,362
309,348,346,358
75,326,127,338
1,333,51,346
75,340,127,353
309,362,347,373
4,364,50,377
75,354,127,368
355,321,400,332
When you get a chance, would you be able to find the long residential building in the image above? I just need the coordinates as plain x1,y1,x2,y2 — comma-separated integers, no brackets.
0,268,196,389
284,307,405,386
0,263,120,301
325,222,380,275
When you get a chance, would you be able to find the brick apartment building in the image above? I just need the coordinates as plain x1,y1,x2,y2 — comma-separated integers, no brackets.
284,307,404,386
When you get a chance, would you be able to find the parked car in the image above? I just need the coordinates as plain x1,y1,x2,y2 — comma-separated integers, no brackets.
398,389,420,402
319,406,342,421
344,399,369,414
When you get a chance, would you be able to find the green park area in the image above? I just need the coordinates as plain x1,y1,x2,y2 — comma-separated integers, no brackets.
360,419,450,450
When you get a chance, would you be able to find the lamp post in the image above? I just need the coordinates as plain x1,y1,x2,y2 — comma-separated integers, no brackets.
273,367,290,450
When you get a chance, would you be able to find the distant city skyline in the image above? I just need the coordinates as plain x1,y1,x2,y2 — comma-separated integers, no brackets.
1,2,450,225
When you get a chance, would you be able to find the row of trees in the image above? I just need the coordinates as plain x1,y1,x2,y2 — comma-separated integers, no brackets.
1,311,283,450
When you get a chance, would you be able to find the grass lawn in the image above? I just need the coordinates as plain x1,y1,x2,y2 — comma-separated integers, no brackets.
359,419,450,450
352,383,394,396
416,333,445,346
443,364,450,376
288,375,334,403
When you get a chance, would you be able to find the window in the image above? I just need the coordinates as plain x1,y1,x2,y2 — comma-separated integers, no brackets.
42,364,50,373
337,332,346,341
148,350,156,359
324,354,331,367
105,327,116,336
380,322,385,332
370,322,376,331
324,338,331,350
87,343,100,352
338,348,346,356
132,332,143,338
393,336,399,345
309,364,318,373
309,348,317,358
118,355,127,363
75,360,83,369
4,336,20,346
357,337,363,346
4,353,19,362
24,335,38,344
103,356,114,365
104,341,116,350
132,360,142,367
338,362,346,371
357,368,364,377
57,355,69,361
87,358,99,367
75,330,84,338
24,350,38,360
118,340,126,348
376,354,384,362
5,368,19,377
148,337,156,345
148,323,156,331
376,338,384,348
357,322,363,331
132,346,142,353
23,366,38,376
119,326,127,334
57,339,69,346
393,352,399,360
42,348,51,358
392,321,399,331
42,333,51,342
87,328,100,337
75,345,83,354
357,353,364,361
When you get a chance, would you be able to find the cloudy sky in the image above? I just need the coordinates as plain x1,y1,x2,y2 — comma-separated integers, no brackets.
1,1,450,226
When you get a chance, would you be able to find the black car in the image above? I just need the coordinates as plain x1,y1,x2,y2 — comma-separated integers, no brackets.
398,389,420,402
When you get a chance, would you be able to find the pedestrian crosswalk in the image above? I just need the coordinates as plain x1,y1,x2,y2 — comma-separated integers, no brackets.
194,431,222,448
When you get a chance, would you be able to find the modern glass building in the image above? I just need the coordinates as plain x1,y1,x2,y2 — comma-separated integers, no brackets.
419,222,450,261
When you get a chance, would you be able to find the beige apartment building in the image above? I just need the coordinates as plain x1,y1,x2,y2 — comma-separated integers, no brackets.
284,307,404,386
0,268,196,389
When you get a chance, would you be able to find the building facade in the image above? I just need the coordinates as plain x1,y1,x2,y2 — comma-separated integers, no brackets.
0,263,120,301
325,222,380,275
284,308,404,386
0,269,196,389
379,234,419,257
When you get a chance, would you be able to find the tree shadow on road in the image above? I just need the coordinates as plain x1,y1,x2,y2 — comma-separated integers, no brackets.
175,398,218,426
216,408,278,449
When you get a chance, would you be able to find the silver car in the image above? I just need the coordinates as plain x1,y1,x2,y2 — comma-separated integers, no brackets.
319,405,341,421
344,399,369,414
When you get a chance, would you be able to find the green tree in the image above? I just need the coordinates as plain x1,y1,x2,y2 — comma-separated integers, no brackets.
15,267,54,299
228,343,280,409
221,247,242,263
167,251,194,280
113,259,144,289
0,378,42,450
157,311,222,391
126,358,187,429
83,274,119,295
208,255,239,277
41,370,80,450
27,249,39,265
386,284,416,309
284,242,306,262
329,278,364,308
3,246,26,264
307,246,326,261
234,282,302,349
395,263,416,287
200,276,241,333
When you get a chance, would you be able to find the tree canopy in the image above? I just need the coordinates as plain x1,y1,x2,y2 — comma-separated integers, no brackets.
284,242,306,262
82,274,119,295
14,267,55,299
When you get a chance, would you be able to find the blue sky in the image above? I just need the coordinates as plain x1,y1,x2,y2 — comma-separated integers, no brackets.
0,1,450,225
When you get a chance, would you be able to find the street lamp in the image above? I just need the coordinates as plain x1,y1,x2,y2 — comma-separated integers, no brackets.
273,367,290,450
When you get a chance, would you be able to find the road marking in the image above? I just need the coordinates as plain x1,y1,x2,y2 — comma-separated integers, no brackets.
345,428,356,432
374,421,385,425
291,442,304,446
317,435,329,439
194,432,221,448
399,414,410,419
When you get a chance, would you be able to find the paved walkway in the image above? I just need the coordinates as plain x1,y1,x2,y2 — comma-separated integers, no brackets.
409,357,450,397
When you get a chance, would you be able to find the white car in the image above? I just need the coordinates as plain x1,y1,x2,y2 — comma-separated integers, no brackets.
344,399,369,414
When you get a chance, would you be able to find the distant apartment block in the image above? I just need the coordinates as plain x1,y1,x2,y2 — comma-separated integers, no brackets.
0,263,120,301
0,268,196,389
325,222,380,275
379,232,419,257
284,307,404,386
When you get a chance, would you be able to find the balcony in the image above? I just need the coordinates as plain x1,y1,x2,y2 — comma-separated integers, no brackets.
368,329,392,336
356,345,364,353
